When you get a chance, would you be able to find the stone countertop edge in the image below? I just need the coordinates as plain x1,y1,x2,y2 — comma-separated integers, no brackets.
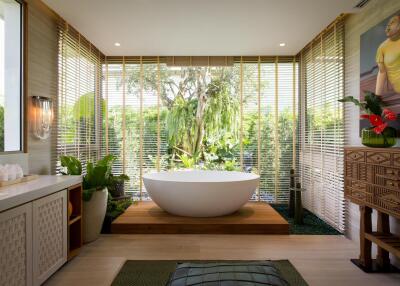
0,175,82,212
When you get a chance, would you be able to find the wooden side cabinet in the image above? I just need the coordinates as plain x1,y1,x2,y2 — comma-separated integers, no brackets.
32,190,68,286
0,203,33,286
345,147,400,272
67,183,83,260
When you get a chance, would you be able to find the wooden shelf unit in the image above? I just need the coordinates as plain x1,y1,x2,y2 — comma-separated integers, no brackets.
345,147,400,272
67,183,83,260
365,232,400,258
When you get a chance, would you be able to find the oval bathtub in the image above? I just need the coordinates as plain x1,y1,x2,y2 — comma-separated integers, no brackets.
143,170,259,217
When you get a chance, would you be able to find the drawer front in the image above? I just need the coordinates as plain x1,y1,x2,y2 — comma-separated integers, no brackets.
366,151,391,166
394,154,400,167
345,161,358,179
351,188,367,201
346,150,365,162
349,180,367,192
383,167,400,177
385,179,400,190
373,187,400,218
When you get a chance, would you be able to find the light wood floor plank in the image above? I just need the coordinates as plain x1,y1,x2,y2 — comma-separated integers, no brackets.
44,234,400,286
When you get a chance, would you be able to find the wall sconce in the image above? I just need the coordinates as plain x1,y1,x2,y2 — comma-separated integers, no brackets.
32,96,53,140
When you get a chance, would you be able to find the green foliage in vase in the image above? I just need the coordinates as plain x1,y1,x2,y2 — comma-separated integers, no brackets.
60,155,82,175
60,155,116,201
338,91,383,115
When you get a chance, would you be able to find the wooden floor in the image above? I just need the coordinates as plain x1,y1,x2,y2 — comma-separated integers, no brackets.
44,234,400,286
111,201,289,234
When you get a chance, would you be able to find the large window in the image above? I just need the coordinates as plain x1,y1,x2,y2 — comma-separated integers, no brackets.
299,18,345,231
0,0,23,152
57,23,103,171
102,57,298,202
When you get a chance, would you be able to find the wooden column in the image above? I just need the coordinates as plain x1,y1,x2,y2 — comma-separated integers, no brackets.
359,205,372,270
376,211,390,269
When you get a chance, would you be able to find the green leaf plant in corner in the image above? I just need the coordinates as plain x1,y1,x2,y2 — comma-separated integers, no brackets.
60,154,116,201
60,155,82,175
338,91,383,115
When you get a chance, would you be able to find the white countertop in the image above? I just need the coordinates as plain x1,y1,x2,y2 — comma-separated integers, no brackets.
0,175,82,212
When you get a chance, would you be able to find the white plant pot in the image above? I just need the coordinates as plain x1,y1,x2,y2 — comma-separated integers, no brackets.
83,187,108,243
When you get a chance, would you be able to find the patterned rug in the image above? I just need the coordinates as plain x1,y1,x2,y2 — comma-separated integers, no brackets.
271,204,342,235
112,260,308,286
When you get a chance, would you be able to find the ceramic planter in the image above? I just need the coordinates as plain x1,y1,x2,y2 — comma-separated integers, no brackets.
361,127,396,148
83,187,108,243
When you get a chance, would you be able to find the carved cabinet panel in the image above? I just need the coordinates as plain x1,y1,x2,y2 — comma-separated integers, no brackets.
345,147,400,219
32,190,67,286
0,203,33,286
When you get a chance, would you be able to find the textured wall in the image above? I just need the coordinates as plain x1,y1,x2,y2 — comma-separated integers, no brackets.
26,0,59,175
344,0,400,264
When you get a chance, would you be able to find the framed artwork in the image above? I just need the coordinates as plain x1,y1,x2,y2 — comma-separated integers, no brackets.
360,11,400,134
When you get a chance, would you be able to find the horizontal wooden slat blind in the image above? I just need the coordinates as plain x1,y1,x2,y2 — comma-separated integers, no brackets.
56,22,104,173
103,56,298,203
298,18,345,231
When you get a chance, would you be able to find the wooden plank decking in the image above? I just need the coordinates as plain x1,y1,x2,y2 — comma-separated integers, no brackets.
111,201,289,234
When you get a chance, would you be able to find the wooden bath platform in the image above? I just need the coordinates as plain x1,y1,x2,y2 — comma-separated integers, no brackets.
111,201,289,234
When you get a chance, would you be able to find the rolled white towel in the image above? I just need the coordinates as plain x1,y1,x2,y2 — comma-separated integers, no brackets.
15,164,23,179
5,164,17,181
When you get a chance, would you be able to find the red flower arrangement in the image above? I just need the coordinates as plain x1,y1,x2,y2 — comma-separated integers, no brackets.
360,108,396,134
339,92,398,135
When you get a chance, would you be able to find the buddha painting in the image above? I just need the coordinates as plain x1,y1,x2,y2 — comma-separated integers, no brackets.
360,11,400,132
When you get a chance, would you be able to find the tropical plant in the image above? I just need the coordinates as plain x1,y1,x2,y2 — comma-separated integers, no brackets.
339,91,397,134
107,173,130,197
176,153,196,168
224,160,238,171
60,155,116,201
60,156,82,175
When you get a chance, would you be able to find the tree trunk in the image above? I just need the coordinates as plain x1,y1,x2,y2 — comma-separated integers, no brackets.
192,71,208,155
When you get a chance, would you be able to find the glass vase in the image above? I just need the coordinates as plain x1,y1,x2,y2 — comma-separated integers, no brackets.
361,127,397,148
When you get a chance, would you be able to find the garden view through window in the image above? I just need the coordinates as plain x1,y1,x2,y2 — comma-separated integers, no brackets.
101,58,299,202
57,39,300,203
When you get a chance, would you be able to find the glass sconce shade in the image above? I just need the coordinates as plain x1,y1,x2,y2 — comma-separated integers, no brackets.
32,96,53,140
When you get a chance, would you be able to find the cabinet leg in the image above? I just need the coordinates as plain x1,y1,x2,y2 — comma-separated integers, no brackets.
359,205,372,270
376,211,390,269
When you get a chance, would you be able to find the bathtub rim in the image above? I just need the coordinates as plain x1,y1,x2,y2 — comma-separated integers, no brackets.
142,170,260,183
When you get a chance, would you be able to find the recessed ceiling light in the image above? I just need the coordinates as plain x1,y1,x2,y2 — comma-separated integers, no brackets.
279,43,286,47
114,42,121,47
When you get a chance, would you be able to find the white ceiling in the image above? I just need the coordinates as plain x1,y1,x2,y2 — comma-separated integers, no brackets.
42,0,361,56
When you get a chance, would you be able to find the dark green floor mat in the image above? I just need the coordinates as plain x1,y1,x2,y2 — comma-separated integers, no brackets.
271,204,342,235
112,260,308,286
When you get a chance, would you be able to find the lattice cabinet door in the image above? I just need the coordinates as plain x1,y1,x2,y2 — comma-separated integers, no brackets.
0,203,33,286
32,190,67,286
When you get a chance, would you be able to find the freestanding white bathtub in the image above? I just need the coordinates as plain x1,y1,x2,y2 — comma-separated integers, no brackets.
142,170,259,217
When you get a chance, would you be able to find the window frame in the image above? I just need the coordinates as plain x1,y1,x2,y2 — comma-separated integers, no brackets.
0,0,26,154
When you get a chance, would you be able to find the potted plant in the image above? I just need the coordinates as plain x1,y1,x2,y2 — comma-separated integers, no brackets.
61,155,115,243
107,174,130,199
339,92,398,147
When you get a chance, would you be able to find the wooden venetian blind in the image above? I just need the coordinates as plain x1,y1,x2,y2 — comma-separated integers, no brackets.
56,22,104,172
102,56,298,203
298,17,345,231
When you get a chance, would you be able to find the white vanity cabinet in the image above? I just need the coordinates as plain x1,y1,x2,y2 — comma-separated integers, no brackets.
0,203,33,286
0,175,81,286
32,190,68,286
